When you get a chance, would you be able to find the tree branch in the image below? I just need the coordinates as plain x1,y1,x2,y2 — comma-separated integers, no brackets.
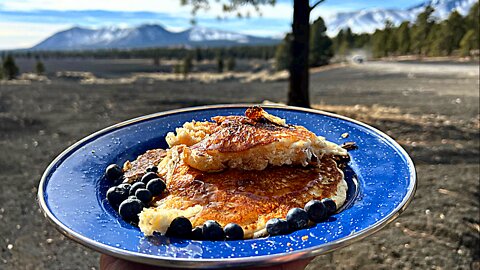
309,0,325,11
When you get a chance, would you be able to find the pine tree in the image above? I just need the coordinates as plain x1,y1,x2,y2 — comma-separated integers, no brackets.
226,57,236,71
371,29,388,58
459,30,477,56
3,55,19,80
275,34,291,71
448,11,467,51
182,55,193,77
195,48,203,62
465,1,479,50
216,55,224,73
435,11,467,55
309,17,333,67
411,5,435,55
336,27,354,56
36,60,45,75
427,23,443,56
353,33,371,48
152,54,160,67
333,29,345,52
344,27,355,48
384,20,398,55
396,22,411,55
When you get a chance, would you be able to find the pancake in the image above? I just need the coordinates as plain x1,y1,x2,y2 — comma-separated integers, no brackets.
165,121,217,148
122,148,166,183
121,107,350,239
167,106,347,172
138,146,347,238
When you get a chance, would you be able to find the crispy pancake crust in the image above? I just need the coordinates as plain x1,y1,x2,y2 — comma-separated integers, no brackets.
193,115,313,153
123,149,166,182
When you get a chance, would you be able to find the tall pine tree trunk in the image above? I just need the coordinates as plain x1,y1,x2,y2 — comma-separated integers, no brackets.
287,0,310,108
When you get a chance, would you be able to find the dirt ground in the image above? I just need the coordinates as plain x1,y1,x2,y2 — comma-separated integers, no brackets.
0,60,478,269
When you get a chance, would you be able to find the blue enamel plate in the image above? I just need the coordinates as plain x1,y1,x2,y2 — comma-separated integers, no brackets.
38,104,416,268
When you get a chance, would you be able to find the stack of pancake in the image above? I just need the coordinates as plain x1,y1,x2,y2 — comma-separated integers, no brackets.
123,106,349,239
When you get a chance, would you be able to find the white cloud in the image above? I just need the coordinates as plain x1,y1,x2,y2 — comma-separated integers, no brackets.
0,21,70,49
1,0,291,20
2,0,183,12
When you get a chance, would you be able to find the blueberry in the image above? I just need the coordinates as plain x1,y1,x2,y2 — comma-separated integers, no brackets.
141,172,159,184
129,182,146,196
266,218,289,236
146,178,166,196
113,177,125,186
118,183,131,191
286,208,309,230
166,217,192,238
106,184,130,210
146,166,158,173
202,220,225,241
321,198,337,215
118,183,131,197
304,200,327,222
135,188,152,204
191,227,203,240
105,164,123,181
118,197,143,223
224,223,244,240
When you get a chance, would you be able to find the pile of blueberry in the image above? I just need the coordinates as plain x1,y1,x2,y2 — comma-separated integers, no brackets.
162,198,337,241
105,163,337,241
266,198,337,236
105,164,166,224
170,219,245,241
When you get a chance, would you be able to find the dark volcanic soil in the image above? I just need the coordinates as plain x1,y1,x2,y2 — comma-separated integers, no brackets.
0,60,478,269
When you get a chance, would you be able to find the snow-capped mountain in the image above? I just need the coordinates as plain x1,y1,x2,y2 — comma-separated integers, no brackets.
325,0,477,36
31,0,477,50
181,27,250,43
31,24,278,50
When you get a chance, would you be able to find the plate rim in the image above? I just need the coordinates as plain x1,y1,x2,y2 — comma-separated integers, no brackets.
37,103,417,268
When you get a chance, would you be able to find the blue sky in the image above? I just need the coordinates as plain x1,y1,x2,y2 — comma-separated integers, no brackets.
0,0,423,50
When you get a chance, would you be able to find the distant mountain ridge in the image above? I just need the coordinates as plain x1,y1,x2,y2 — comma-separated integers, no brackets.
325,0,477,35
31,24,279,50
31,0,477,50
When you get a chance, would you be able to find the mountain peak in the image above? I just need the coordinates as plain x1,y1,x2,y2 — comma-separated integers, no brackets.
184,26,249,43
325,0,476,36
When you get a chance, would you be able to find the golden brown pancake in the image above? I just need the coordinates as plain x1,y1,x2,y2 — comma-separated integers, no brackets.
168,107,347,172
138,148,347,238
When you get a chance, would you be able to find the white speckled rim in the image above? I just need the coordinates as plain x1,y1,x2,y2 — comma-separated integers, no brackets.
37,104,417,269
